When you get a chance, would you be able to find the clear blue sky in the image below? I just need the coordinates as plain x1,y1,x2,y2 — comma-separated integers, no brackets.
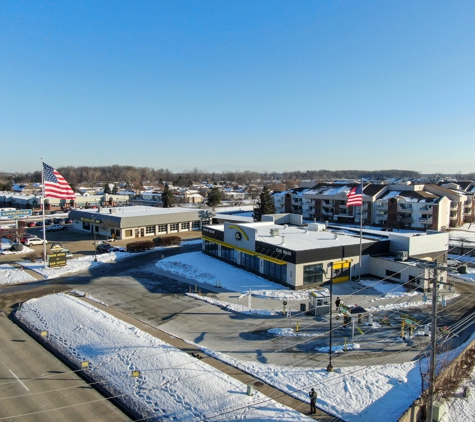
1,1,474,175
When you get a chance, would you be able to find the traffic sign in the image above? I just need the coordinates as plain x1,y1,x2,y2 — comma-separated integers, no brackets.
1,209,32,218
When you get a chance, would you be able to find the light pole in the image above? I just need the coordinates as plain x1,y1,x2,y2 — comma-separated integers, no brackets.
92,215,97,262
327,262,334,372
318,262,335,372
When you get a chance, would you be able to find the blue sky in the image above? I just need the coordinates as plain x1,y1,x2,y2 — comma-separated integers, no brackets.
1,1,474,174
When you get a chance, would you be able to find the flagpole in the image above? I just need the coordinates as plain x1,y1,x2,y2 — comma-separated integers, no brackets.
358,181,363,282
41,159,47,269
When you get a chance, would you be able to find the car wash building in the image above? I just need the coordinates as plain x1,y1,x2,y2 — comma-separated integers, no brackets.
201,214,449,290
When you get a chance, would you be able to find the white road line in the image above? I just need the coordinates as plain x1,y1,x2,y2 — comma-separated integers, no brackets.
9,370,30,391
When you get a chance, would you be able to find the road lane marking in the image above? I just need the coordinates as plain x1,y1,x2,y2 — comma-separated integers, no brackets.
9,370,29,391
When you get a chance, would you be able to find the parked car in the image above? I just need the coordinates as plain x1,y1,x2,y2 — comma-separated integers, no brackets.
64,218,73,224
96,243,115,254
24,237,48,246
35,221,43,227
58,248,73,258
20,234,36,244
53,218,65,225
50,211,57,215
27,222,36,227
47,224,67,232
44,219,53,225
447,258,460,268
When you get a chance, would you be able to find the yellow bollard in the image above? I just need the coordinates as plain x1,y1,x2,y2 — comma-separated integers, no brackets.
296,322,300,332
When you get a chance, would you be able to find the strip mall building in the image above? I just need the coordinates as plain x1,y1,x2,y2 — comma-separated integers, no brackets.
201,214,449,290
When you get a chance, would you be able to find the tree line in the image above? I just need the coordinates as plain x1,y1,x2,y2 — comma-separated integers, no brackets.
1,165,473,191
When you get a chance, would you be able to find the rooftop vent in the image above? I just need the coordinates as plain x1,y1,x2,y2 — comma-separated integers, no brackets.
270,228,280,237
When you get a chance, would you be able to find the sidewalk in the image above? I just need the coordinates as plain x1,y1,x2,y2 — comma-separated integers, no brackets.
79,295,341,422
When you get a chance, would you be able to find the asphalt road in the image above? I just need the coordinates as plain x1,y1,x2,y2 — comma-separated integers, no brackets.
0,313,130,422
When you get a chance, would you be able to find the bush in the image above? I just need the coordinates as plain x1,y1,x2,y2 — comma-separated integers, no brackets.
26,251,39,262
153,236,181,247
9,243,23,252
126,240,155,252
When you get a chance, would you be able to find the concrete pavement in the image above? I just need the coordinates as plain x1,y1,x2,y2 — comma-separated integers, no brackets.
0,313,131,422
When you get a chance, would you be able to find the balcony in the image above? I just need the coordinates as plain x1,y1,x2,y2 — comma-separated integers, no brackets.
419,217,432,223
419,207,433,213
398,205,413,212
397,216,413,223
375,203,387,210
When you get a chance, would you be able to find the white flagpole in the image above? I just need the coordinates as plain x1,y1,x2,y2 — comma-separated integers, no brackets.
41,159,47,269
358,181,363,282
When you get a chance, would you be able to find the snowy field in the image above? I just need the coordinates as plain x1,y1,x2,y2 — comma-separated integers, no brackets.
14,294,312,422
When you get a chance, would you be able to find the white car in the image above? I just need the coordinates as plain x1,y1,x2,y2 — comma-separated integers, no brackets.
25,237,48,246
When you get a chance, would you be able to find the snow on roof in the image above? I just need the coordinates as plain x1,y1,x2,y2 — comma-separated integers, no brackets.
214,222,375,251
73,205,197,218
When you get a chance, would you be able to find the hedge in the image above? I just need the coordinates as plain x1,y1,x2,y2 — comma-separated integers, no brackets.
153,236,181,247
126,240,155,252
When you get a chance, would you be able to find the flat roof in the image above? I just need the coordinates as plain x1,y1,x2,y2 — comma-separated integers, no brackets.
213,222,376,251
73,206,197,218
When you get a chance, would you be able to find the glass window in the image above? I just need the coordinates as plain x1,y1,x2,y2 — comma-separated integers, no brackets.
158,224,167,233
262,260,287,283
169,223,178,231
204,240,219,256
146,225,155,234
221,246,237,263
192,221,201,229
242,253,259,272
124,229,133,237
181,222,190,230
303,264,323,285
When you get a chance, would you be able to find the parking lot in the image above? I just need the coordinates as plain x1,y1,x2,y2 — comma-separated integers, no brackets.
0,223,201,265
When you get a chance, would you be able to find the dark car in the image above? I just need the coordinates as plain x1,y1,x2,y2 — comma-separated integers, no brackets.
96,243,114,254
35,221,43,227
53,218,65,225
50,211,57,215
44,219,53,225
20,234,36,244
64,218,73,224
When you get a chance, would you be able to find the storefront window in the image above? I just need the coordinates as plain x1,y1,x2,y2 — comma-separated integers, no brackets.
303,264,324,285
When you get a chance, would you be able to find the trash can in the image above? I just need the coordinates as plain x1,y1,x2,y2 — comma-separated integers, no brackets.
300,303,306,312
247,385,254,396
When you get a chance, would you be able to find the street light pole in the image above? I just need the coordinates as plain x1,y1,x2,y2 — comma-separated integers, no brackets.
327,262,334,372
92,216,97,262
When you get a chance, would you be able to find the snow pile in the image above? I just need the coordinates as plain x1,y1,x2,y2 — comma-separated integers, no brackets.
156,252,288,292
0,263,36,284
267,327,317,338
186,293,278,315
245,289,327,300
14,294,312,422
314,343,360,353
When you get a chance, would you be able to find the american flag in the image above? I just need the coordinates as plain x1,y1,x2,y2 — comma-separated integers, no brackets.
346,184,363,207
43,163,76,199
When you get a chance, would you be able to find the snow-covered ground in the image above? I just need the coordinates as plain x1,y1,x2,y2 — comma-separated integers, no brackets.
15,293,475,422
2,240,198,282
0,263,36,284
156,251,288,292
15,294,312,422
